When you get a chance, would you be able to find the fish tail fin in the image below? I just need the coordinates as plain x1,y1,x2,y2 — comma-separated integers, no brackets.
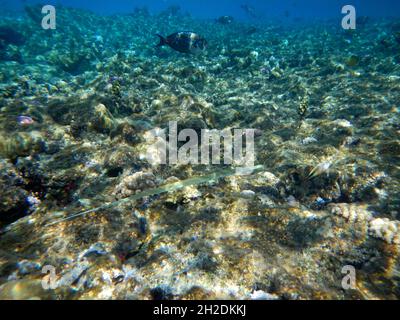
156,34,167,47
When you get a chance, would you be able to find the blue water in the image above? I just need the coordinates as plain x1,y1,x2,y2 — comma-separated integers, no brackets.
1,0,400,301
2,0,400,19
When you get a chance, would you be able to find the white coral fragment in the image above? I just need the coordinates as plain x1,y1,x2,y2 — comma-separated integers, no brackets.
369,218,400,245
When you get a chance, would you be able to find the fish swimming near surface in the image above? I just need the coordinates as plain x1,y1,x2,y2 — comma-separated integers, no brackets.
156,32,207,54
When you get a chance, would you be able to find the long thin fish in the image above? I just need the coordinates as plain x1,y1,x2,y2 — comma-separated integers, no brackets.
44,166,265,227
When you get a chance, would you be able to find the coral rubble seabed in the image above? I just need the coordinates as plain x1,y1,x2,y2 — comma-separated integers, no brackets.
0,6,400,300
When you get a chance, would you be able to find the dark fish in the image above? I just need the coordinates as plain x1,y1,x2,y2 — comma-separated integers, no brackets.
215,16,234,25
156,32,207,54
240,4,259,19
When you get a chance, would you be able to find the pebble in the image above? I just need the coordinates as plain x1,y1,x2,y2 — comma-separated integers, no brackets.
240,190,256,199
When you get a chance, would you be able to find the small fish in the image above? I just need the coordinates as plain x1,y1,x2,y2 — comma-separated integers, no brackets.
156,32,207,54
245,26,258,35
240,4,259,19
17,116,34,125
215,16,234,25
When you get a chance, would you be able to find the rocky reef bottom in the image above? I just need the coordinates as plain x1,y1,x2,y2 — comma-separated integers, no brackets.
0,7,400,299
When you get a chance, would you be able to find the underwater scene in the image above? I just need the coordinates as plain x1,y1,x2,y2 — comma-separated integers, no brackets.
0,0,399,300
